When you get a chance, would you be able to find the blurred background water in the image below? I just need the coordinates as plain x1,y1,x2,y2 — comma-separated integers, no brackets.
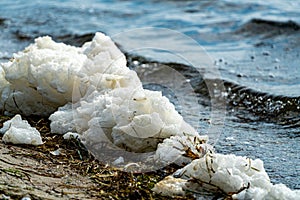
0,0,299,192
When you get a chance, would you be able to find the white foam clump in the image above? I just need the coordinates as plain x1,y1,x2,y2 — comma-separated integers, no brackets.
0,114,43,145
47,33,198,152
152,175,187,197
63,132,80,140
0,32,196,152
0,36,86,115
154,135,212,166
154,152,300,199
0,67,9,109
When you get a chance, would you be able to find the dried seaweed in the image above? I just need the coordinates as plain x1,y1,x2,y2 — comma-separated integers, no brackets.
0,115,194,199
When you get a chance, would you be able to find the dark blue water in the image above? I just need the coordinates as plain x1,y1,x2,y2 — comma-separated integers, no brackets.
0,0,299,191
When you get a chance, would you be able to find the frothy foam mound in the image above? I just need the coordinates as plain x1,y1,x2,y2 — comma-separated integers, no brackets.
1,36,86,115
154,153,300,199
0,32,299,199
1,32,197,152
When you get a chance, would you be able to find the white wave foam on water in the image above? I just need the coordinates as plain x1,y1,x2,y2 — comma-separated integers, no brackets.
0,33,299,199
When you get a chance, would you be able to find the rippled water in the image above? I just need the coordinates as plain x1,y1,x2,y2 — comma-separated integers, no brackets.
0,0,299,191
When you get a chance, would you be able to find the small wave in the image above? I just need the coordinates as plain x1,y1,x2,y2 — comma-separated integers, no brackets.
54,33,96,47
126,55,210,102
127,55,300,126
0,18,6,26
251,19,300,30
236,18,300,36
14,30,33,41
223,81,300,124
12,31,96,47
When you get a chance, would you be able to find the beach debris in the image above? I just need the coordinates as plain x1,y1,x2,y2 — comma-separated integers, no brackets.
0,114,43,145
0,194,10,200
123,162,140,171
